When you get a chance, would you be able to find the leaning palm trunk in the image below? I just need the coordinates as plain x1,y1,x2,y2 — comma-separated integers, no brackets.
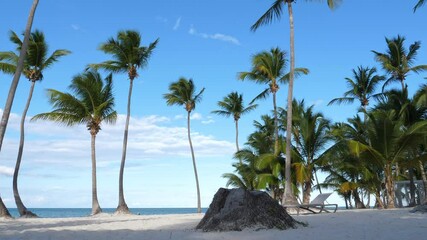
0,0,39,218
283,1,298,206
116,79,133,214
91,132,102,215
188,111,201,213
13,81,37,217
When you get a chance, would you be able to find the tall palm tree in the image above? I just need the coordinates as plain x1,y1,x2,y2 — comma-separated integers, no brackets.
211,92,257,153
250,0,339,205
372,35,427,91
328,66,385,115
414,0,425,12
0,0,39,219
88,30,158,214
0,30,70,217
239,47,308,157
164,78,205,213
32,70,117,215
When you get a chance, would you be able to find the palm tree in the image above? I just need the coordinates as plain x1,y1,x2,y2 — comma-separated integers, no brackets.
32,70,117,215
0,30,70,217
328,66,385,115
239,47,308,157
211,92,257,153
0,0,39,219
414,0,425,12
289,100,331,204
348,109,427,208
164,78,205,213
250,0,339,205
372,35,427,91
88,30,158,214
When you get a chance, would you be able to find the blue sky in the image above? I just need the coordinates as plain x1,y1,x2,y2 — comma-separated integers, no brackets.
0,0,426,208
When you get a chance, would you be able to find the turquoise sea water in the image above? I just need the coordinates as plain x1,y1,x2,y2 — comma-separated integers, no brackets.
7,208,208,218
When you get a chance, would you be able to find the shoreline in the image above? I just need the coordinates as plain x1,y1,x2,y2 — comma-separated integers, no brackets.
1,208,425,240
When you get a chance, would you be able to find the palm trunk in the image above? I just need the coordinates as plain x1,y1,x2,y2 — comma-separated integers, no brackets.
116,79,133,214
235,120,240,153
13,81,37,217
188,111,201,213
0,0,39,218
302,181,312,204
272,91,279,156
283,0,297,206
235,120,241,164
91,133,101,215
419,160,427,204
385,163,396,208
352,189,366,209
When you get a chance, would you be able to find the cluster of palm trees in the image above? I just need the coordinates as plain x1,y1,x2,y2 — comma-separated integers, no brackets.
222,34,427,209
0,29,159,217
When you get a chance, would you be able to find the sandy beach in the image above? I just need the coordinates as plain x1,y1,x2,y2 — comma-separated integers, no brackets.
0,208,425,240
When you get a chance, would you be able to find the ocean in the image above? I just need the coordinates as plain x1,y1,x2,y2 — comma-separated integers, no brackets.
7,208,208,218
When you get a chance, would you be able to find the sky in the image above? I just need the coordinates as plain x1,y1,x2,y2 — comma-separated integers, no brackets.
0,0,426,209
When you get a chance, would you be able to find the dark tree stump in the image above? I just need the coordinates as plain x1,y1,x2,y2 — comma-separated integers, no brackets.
196,188,304,231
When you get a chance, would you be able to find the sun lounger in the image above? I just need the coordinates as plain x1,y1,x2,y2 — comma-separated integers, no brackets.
284,192,338,215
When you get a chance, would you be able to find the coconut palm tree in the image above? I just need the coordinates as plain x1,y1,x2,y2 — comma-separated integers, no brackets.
164,78,205,213
211,92,258,153
289,100,331,204
32,70,117,215
0,30,70,217
0,0,39,219
239,47,308,157
328,66,385,115
250,0,339,205
372,35,427,91
348,109,427,208
88,30,158,214
414,0,425,12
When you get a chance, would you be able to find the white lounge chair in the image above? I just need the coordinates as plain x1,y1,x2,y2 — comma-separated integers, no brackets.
284,192,338,215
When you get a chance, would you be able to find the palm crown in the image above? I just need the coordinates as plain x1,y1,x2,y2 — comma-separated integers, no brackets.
0,30,70,82
164,78,205,112
212,92,257,122
372,35,427,90
250,0,340,31
328,66,385,108
32,70,117,132
88,30,158,81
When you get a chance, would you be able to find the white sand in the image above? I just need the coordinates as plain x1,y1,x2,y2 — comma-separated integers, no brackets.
1,209,426,240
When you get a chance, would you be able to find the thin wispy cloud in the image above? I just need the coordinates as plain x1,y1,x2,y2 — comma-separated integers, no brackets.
0,166,13,177
173,17,181,31
71,24,81,31
189,25,240,45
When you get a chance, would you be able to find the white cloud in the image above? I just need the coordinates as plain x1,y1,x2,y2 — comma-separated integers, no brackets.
201,116,215,125
0,166,13,176
0,110,235,208
190,113,202,120
173,17,181,31
188,25,240,45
